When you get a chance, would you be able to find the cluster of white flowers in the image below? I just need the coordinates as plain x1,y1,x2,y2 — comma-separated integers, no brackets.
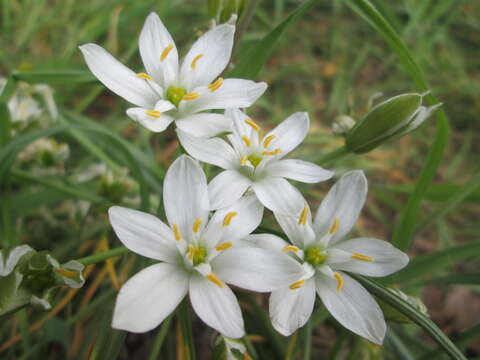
81,12,409,345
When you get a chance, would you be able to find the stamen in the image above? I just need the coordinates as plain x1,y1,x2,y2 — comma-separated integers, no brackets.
244,118,260,131
136,72,153,80
241,136,251,147
262,148,281,156
160,44,174,61
263,135,276,148
208,77,223,92
192,218,202,233
207,273,224,288
215,242,233,251
329,218,340,234
191,54,204,69
223,212,238,227
240,156,247,166
298,206,308,225
289,280,305,290
282,245,300,254
182,93,199,101
172,224,181,241
145,110,161,118
187,245,194,260
54,268,78,279
351,252,374,262
333,272,344,291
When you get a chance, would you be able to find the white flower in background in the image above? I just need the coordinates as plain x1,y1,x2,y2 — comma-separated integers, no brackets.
79,12,267,136
178,108,333,212
242,171,409,344
109,155,304,337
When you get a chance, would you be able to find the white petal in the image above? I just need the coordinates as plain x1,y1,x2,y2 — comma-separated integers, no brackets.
177,129,237,169
79,43,158,108
126,101,175,132
267,159,334,183
240,234,288,252
252,176,304,213
225,108,260,152
112,263,188,332
179,24,235,90
178,79,267,115
208,170,251,210
314,170,368,244
0,245,33,276
315,271,386,344
175,113,232,138
262,112,309,158
163,155,210,241
203,195,263,250
330,238,409,277
189,273,244,338
274,201,316,249
212,247,305,292
108,206,179,263
269,278,316,336
139,12,178,88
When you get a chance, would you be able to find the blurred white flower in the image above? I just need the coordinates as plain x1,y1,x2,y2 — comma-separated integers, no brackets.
17,138,69,175
244,171,409,344
109,155,303,337
178,109,333,212
80,12,266,136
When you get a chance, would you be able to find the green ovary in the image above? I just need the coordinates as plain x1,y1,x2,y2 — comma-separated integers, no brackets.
166,86,187,107
304,246,327,267
247,154,262,167
189,245,207,266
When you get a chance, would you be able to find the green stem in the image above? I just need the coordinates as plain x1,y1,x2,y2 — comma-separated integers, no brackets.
76,246,130,266
302,318,313,360
148,315,173,360
314,145,349,165
178,299,196,360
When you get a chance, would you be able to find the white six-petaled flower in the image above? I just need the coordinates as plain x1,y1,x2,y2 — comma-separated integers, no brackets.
79,12,267,136
178,108,334,212
242,170,409,344
109,155,304,337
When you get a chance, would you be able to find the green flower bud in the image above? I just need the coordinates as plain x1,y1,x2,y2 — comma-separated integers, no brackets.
208,0,245,24
345,92,442,154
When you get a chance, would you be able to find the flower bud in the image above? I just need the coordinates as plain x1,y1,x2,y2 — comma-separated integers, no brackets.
208,0,245,24
345,92,441,154
332,115,356,135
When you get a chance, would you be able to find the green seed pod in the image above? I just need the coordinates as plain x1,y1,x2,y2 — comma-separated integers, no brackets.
345,92,441,154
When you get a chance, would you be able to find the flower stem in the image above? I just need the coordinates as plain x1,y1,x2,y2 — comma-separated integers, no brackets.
76,246,130,266
302,318,313,360
314,145,349,165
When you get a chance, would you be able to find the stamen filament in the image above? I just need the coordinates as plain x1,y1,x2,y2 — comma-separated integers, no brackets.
182,93,199,101
191,54,204,69
192,218,202,233
263,135,276,148
241,136,251,147
262,148,281,156
244,118,260,131
223,212,238,227
172,224,181,241
208,77,223,92
145,110,161,118
333,272,344,291
240,156,247,166
136,72,153,80
215,242,233,251
289,280,305,290
329,218,340,234
282,245,300,253
207,273,224,288
298,206,308,225
160,44,174,61
54,268,77,279
351,252,374,262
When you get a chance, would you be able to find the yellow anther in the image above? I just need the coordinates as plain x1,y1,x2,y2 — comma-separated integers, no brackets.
208,77,224,92
54,268,78,279
192,218,202,233
263,135,276,148
160,44,174,61
223,212,238,227
172,224,181,241
136,72,153,80
351,252,374,262
215,242,233,251
207,273,224,288
298,206,308,225
191,54,204,69
282,245,300,254
244,118,260,131
289,280,305,290
241,136,251,147
182,93,199,101
145,110,161,118
333,272,344,291
262,148,281,156
329,218,340,234
240,156,247,166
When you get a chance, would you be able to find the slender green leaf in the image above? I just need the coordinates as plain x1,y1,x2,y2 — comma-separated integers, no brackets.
12,71,96,84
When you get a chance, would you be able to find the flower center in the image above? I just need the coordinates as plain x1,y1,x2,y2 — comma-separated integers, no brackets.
187,244,207,266
247,154,262,168
304,246,327,267
166,86,187,107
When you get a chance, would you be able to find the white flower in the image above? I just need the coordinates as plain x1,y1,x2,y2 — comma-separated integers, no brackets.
178,108,334,212
79,13,267,136
242,171,409,344
109,155,304,337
